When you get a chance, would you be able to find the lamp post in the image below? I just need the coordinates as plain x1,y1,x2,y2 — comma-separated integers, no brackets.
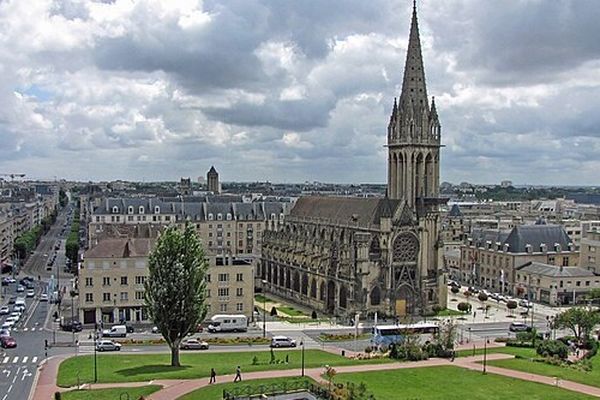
262,279,268,338
93,322,98,383
300,340,305,377
482,337,487,374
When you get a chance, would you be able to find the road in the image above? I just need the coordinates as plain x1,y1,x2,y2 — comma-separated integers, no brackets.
0,206,74,400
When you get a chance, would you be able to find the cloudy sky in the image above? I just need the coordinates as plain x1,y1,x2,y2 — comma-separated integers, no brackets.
1,0,599,185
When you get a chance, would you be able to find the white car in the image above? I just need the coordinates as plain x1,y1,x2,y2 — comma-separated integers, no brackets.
13,305,25,313
0,306,9,315
26,289,35,298
40,293,48,302
5,316,18,324
16,285,24,293
2,321,14,329
9,312,21,321
270,336,297,348
5,278,16,284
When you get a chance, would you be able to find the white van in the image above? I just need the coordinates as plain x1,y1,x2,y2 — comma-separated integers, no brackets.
102,325,127,338
207,314,247,333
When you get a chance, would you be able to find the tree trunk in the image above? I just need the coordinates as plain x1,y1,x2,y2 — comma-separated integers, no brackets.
171,339,181,367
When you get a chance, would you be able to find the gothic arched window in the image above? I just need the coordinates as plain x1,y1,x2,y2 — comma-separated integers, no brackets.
393,233,419,263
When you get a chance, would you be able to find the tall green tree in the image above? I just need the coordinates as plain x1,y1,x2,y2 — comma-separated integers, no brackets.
145,224,209,367
553,307,600,343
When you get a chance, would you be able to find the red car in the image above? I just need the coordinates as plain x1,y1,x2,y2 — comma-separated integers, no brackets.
1,336,16,348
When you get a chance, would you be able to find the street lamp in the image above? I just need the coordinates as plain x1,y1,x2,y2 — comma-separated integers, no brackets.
300,340,305,377
482,337,487,374
93,323,98,383
261,279,268,338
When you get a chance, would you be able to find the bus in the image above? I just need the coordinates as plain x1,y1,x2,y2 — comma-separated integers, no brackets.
372,322,439,348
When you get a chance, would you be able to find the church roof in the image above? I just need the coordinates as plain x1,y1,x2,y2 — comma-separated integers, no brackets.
448,204,463,217
289,196,401,227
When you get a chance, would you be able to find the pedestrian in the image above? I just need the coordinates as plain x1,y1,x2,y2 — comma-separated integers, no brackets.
209,368,216,384
451,350,455,362
234,365,242,382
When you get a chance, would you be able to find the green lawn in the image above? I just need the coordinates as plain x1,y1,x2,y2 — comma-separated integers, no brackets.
456,345,537,358
177,377,314,400
62,385,161,400
488,354,600,388
57,349,392,387
277,306,306,317
436,308,465,317
254,294,274,304
337,366,594,399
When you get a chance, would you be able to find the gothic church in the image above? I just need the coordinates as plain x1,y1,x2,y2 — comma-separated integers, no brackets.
260,4,446,319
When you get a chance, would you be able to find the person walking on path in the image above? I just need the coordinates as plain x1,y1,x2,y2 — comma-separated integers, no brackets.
209,368,216,384
234,366,242,382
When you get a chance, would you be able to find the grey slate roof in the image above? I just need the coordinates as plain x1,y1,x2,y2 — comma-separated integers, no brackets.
290,196,400,227
504,224,572,253
93,197,286,222
448,204,463,217
518,262,596,278
471,224,572,253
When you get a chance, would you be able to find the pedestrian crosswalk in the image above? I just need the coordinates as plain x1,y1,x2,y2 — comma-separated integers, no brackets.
0,355,38,365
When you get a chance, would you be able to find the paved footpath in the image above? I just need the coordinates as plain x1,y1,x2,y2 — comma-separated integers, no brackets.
31,352,600,399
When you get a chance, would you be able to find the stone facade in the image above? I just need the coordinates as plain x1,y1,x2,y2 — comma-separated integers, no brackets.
260,4,446,320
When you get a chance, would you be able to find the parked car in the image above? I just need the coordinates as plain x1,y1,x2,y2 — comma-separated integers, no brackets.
5,277,16,284
1,320,15,329
40,293,49,302
1,277,10,286
519,299,531,308
16,285,24,293
61,320,83,332
0,306,9,315
151,326,159,334
0,329,10,337
270,336,297,348
26,289,35,298
9,312,21,322
96,340,122,352
509,322,532,332
7,296,15,304
1,336,16,348
180,339,209,350
13,305,25,313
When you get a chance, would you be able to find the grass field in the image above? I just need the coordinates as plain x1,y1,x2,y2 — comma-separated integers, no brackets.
177,377,314,400
57,349,392,387
254,294,274,304
436,308,465,317
488,354,600,388
337,366,594,399
276,305,307,317
62,385,161,400
456,345,537,358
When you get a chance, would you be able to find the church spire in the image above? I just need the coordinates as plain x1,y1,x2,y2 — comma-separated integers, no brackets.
399,0,428,113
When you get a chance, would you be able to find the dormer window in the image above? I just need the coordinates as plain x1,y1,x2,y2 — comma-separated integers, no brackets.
112,206,119,214
208,213,214,221
128,206,134,215
270,213,276,220
154,206,160,214
217,213,223,220
226,213,232,221
139,206,145,214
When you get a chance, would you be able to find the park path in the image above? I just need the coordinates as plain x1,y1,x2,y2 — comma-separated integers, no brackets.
30,350,600,399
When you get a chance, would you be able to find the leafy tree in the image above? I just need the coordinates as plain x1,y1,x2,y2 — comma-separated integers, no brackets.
554,307,600,343
457,302,471,313
506,300,518,315
478,292,488,302
450,286,459,294
145,224,209,367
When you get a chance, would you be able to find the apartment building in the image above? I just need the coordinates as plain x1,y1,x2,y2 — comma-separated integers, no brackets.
79,238,255,326
580,230,600,273
459,224,579,296
87,197,291,259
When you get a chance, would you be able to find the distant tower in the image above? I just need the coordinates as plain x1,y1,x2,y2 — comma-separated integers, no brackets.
179,177,192,195
207,166,220,194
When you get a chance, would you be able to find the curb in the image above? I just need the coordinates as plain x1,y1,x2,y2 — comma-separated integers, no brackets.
27,358,48,400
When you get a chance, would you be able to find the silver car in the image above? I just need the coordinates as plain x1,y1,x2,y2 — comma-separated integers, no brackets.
96,340,122,352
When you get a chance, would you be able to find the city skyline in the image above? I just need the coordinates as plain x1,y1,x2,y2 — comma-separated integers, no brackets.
1,1,599,185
